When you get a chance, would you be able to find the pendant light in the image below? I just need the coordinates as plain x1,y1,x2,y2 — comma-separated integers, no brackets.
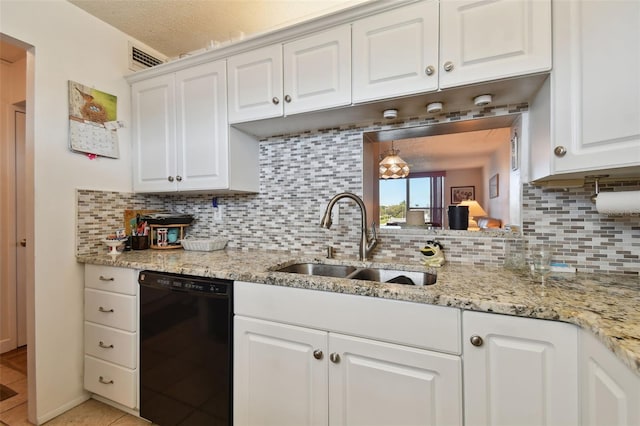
379,141,410,179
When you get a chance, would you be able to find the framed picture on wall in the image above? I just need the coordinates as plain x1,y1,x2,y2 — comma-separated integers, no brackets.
451,186,475,203
490,174,499,198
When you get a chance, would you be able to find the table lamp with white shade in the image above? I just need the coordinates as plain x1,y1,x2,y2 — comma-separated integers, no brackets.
458,200,487,230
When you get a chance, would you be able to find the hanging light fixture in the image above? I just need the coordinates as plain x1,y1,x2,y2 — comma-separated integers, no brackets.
379,141,410,179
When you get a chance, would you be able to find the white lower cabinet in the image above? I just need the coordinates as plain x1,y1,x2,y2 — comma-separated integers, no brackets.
234,282,462,426
580,330,640,426
329,332,461,426
463,311,579,426
234,316,462,426
234,317,328,426
83,265,139,410
234,282,640,426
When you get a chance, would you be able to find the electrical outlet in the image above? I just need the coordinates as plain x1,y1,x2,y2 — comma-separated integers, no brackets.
213,205,223,221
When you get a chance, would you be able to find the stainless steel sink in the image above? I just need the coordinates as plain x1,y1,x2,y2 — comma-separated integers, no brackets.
276,263,357,278
348,268,437,286
275,262,436,285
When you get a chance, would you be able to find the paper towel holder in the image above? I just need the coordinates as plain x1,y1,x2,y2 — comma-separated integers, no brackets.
587,175,609,203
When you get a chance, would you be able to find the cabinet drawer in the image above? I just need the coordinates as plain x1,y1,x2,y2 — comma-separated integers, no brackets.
85,264,137,295
235,282,461,354
84,322,137,369
84,355,136,408
85,289,136,332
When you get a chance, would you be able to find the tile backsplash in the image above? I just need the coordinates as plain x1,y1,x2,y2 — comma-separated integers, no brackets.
77,104,639,276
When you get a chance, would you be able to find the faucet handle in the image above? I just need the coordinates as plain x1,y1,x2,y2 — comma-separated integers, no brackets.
370,221,377,240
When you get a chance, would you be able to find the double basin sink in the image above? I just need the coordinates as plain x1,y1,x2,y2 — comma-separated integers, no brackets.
275,262,436,286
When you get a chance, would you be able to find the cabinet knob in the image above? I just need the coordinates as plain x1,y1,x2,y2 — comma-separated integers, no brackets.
443,61,454,72
554,146,567,157
99,276,114,282
98,306,114,313
98,376,114,385
19,238,27,247
284,95,292,103
313,349,323,360
470,335,484,347
99,341,114,349
168,176,175,182
425,65,435,76
329,352,340,363
176,175,182,182
272,97,280,105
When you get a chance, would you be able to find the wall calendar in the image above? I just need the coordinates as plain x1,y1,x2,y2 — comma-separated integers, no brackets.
68,80,121,158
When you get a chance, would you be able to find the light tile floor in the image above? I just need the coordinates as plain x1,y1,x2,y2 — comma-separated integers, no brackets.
1,348,148,426
43,399,149,426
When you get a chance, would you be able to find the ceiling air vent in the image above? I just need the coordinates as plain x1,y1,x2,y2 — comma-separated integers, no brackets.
128,42,166,71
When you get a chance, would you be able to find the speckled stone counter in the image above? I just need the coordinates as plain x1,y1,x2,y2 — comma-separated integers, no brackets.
77,248,640,375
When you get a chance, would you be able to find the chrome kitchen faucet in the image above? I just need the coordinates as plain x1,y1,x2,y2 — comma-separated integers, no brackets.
320,192,378,261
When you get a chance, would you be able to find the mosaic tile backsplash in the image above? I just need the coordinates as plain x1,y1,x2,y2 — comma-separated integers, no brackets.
77,104,639,276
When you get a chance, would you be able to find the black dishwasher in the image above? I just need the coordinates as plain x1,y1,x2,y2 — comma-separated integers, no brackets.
138,271,233,426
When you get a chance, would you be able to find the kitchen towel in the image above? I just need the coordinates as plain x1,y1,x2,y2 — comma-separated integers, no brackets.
595,191,640,215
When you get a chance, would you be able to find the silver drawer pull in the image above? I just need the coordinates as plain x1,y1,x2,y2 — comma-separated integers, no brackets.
99,276,114,281
98,376,114,385
98,306,114,313
98,341,114,349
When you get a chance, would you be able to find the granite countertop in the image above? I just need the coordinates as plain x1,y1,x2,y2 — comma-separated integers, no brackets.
77,248,640,375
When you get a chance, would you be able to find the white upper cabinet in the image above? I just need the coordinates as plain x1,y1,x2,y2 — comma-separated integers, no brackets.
132,73,176,192
132,60,258,193
439,0,551,89
530,0,640,180
227,44,284,123
228,25,351,123
175,63,229,191
133,61,227,192
463,311,579,426
352,1,439,103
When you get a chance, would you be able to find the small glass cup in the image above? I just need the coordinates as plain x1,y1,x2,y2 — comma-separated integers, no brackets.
530,246,552,286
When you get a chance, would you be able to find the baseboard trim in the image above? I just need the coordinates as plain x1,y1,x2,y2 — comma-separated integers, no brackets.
37,394,90,425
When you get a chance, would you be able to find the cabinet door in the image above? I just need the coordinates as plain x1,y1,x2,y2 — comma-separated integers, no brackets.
463,311,578,426
283,25,351,116
131,73,177,192
329,333,462,426
550,0,640,174
439,0,551,89
580,330,640,426
352,1,439,103
227,44,283,123
234,316,328,426
175,60,229,191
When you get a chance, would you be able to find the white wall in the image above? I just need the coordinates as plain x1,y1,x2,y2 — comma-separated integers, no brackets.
445,167,483,228
0,1,136,422
485,132,512,224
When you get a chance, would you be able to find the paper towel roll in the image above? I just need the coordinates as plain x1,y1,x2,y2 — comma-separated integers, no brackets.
595,191,640,215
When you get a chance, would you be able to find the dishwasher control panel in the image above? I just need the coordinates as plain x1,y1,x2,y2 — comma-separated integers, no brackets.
139,270,231,295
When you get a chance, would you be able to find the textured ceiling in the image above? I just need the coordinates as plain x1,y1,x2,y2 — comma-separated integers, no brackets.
68,0,368,58
383,128,512,172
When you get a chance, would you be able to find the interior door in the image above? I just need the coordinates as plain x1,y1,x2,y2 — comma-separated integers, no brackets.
0,105,26,353
15,109,27,346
